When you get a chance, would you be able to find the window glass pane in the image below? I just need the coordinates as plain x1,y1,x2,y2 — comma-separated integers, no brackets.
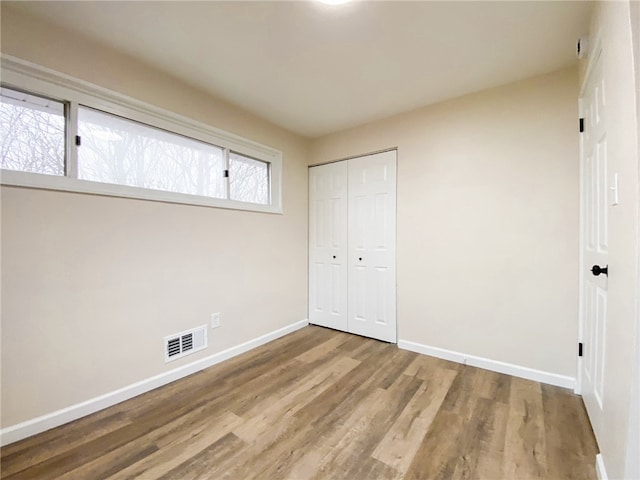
78,107,225,198
229,151,269,205
0,87,65,175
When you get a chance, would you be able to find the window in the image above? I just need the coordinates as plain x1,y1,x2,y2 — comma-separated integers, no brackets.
0,57,282,214
1,87,65,175
78,107,226,199
229,151,270,205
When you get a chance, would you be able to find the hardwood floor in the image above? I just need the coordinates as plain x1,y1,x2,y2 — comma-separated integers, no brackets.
1,326,598,479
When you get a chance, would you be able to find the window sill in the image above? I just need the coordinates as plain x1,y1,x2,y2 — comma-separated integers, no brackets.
1,170,283,214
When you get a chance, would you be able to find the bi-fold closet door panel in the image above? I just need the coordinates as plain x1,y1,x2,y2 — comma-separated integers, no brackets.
309,151,397,343
309,161,348,332
347,151,397,342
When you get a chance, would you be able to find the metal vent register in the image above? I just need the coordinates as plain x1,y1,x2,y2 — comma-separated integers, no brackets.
164,326,207,362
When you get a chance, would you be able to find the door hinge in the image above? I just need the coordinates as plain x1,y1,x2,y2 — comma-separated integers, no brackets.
578,342,583,357
579,118,584,133
223,169,229,178
75,135,82,146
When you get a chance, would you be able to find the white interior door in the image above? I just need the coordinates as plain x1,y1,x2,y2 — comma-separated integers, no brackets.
309,161,348,331
348,151,397,342
580,47,608,442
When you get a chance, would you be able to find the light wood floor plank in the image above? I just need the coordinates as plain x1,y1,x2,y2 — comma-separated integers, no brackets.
158,432,245,480
477,368,511,404
284,387,389,480
215,349,404,480
372,367,458,475
0,411,133,478
450,396,506,479
404,354,461,380
0,326,597,480
312,374,422,480
233,355,360,442
542,384,599,480
503,377,548,479
296,329,352,364
404,408,467,479
467,398,510,479
106,411,243,480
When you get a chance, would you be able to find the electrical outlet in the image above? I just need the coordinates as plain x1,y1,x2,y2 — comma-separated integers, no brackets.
211,312,221,329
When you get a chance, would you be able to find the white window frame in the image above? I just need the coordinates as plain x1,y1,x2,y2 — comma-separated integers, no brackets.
0,55,283,214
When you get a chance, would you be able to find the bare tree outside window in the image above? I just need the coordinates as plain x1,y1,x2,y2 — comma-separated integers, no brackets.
78,107,226,199
229,151,269,205
1,87,65,175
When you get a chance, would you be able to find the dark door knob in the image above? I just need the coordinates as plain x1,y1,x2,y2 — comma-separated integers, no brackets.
358,257,363,261
591,265,608,276
332,255,336,259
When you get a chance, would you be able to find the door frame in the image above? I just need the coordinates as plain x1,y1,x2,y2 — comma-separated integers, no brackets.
576,34,602,396
308,147,399,168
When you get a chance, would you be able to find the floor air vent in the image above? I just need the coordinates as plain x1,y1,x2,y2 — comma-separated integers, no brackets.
164,325,207,363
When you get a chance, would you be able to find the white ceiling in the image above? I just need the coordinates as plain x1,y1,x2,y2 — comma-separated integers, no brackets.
5,1,592,138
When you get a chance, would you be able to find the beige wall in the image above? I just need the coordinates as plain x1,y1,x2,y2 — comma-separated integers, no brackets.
0,7,310,427
311,68,580,378
584,2,640,479
627,1,640,478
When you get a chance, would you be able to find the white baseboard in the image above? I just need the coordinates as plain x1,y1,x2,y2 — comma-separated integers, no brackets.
596,453,608,480
0,319,309,446
398,339,576,389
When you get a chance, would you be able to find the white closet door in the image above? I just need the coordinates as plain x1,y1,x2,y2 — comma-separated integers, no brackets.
309,161,348,331
348,151,397,342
